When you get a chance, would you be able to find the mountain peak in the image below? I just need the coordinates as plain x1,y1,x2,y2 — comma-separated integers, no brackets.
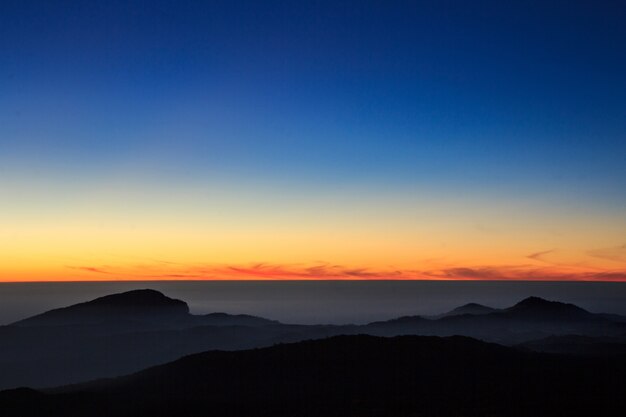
515,296,552,306
505,297,590,319
450,303,496,315
13,289,189,327
512,296,577,309
431,302,497,319
85,289,186,308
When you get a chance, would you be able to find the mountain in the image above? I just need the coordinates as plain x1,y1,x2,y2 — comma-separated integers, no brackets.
12,289,278,329
366,296,626,344
0,289,282,389
448,302,496,315
367,314,430,326
13,290,189,327
439,302,497,317
501,296,594,320
518,334,626,356
195,312,280,327
1,292,625,391
2,335,625,417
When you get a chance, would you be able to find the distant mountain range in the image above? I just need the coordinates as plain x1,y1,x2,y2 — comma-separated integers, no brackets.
0,289,624,390
425,296,593,320
433,301,496,317
2,335,625,417
13,289,278,329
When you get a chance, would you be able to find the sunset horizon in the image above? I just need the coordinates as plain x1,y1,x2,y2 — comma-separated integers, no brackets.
1,2,626,414
3,3,625,283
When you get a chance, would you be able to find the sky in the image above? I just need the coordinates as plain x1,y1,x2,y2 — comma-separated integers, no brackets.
1,0,625,282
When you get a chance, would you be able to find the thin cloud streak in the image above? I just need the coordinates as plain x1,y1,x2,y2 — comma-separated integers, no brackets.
66,262,626,282
527,249,556,262
67,266,115,275
587,244,626,264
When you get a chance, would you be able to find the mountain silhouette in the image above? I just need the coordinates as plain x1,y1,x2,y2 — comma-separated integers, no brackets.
502,296,593,320
441,302,496,317
1,291,625,391
366,296,626,345
517,334,626,356
0,290,282,389
2,335,625,417
13,289,189,327
12,289,279,329
197,312,279,326
368,314,430,326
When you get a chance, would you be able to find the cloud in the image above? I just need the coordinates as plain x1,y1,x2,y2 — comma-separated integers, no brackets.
591,271,626,281
218,263,414,279
587,244,626,264
67,266,114,275
431,267,505,280
66,262,626,282
527,249,556,262
427,266,626,282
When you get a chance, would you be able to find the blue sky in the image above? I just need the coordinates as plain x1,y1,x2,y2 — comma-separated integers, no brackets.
1,1,625,281
2,0,625,193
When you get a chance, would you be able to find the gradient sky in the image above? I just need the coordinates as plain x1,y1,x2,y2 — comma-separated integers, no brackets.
1,0,625,281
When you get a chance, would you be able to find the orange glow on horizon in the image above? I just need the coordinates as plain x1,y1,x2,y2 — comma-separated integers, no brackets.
1,261,625,282
2,180,625,282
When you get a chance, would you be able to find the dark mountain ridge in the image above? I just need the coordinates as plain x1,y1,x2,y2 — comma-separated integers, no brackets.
13,289,189,327
1,291,625,390
430,302,496,318
517,334,626,356
2,335,625,417
365,296,626,345
12,289,278,328
448,301,496,315
501,296,593,320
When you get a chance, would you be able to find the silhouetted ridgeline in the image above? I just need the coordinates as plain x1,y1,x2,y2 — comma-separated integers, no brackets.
1,335,625,417
0,289,624,391
12,289,190,326
12,289,278,328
